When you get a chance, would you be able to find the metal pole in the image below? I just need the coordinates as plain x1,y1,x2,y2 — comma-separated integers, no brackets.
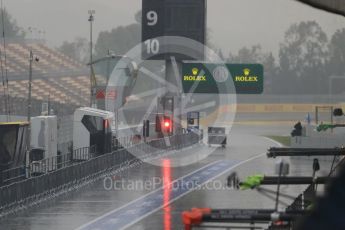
27,50,33,123
90,21,92,67
90,14,92,83
48,94,50,115
329,77,332,102
26,50,33,179
107,49,111,79
88,10,95,107
267,147,345,157
258,176,328,185
115,109,119,141
315,107,318,125
165,59,182,135
275,162,282,211
331,106,333,125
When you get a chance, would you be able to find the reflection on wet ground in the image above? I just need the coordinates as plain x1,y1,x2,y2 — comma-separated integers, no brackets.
0,124,332,230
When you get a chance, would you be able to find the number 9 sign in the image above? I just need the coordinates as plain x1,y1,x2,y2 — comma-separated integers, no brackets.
146,11,158,26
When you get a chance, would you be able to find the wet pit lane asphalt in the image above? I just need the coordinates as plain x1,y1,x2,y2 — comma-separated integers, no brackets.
0,124,334,230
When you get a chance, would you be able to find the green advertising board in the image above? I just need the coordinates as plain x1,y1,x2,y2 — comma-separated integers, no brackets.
182,63,263,94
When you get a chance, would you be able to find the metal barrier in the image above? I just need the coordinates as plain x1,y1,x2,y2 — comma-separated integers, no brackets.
72,146,97,161
0,166,26,186
0,132,200,214
0,146,97,186
0,131,200,186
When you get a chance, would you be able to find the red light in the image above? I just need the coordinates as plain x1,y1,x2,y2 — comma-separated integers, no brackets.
164,121,170,128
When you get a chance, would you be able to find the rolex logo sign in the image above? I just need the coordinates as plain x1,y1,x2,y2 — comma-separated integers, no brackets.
192,68,198,75
243,68,250,76
183,67,206,81
235,68,258,82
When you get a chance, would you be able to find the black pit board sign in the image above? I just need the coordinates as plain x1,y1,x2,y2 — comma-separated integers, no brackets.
142,0,206,60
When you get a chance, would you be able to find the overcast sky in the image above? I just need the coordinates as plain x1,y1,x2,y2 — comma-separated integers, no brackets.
4,0,345,57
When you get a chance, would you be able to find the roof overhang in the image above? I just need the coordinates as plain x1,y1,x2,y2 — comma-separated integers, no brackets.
296,0,345,17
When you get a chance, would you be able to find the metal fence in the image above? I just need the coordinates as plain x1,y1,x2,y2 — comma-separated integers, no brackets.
0,130,198,187
0,132,200,214
0,146,97,186
0,166,26,187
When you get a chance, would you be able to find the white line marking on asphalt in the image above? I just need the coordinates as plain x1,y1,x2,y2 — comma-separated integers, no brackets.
77,137,283,230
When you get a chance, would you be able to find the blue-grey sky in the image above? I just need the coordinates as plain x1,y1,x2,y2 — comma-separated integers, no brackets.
4,0,345,57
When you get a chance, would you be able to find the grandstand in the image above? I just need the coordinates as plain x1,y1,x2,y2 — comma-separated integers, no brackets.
0,40,97,113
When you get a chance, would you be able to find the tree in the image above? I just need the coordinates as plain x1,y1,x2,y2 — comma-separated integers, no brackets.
217,49,225,60
278,21,328,94
57,37,89,63
206,28,216,49
228,45,265,63
0,8,24,39
94,23,141,59
93,11,156,93
134,10,141,24
327,28,345,76
262,52,278,94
